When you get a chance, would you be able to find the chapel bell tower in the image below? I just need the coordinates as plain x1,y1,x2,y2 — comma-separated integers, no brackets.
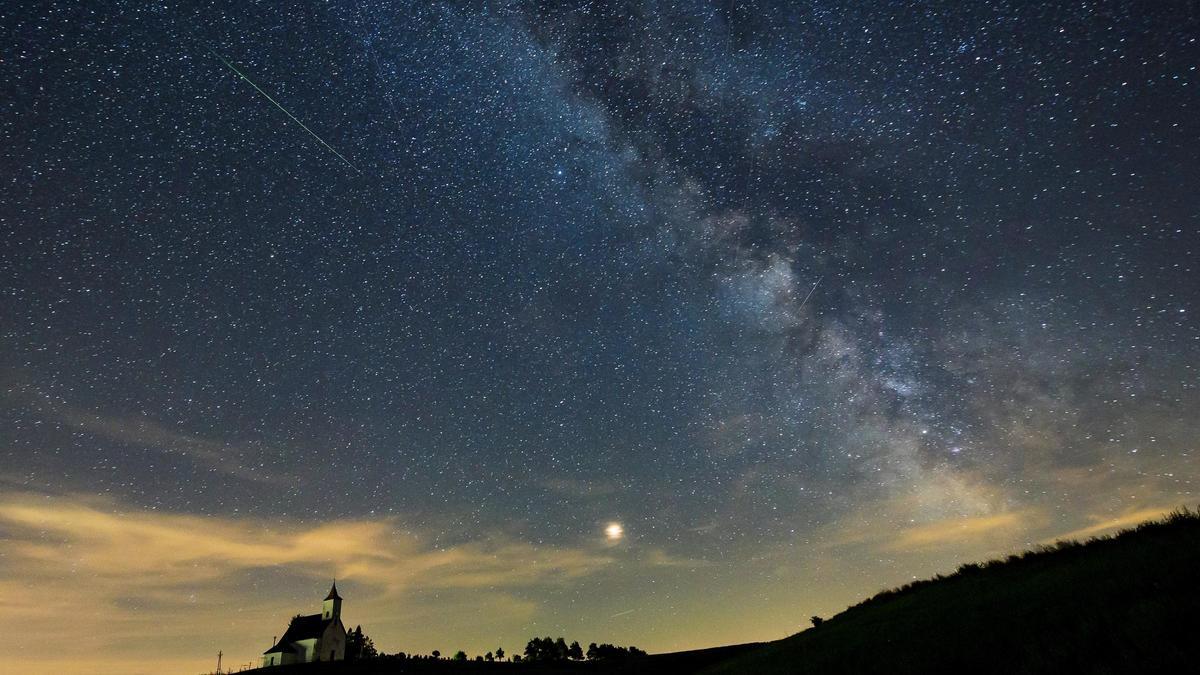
322,581,342,620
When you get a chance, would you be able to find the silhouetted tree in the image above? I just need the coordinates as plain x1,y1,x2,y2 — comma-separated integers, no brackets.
453,651,467,661
810,616,825,628
555,637,569,660
431,650,440,659
495,647,505,661
587,643,598,660
345,625,378,660
568,641,584,660
485,651,494,662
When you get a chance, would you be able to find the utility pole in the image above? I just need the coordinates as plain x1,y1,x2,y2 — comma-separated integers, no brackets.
216,650,223,674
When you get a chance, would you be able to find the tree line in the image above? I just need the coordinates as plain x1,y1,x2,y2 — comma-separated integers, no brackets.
522,636,646,662
342,629,646,665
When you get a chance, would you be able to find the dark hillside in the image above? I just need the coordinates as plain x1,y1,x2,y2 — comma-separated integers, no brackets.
704,509,1200,674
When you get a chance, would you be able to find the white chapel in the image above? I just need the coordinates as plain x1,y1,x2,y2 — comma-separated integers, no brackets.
261,583,348,667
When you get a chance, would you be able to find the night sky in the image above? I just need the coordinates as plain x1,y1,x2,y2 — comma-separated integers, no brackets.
2,2,1198,673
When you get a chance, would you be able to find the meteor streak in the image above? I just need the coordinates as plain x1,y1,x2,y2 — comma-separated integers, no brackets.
210,49,360,172
797,275,822,312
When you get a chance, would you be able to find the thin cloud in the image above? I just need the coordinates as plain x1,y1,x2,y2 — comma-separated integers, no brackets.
55,407,280,483
1046,506,1180,544
3,372,282,482
3,376,283,483
643,548,719,569
0,492,616,674
884,511,1028,551
0,492,614,594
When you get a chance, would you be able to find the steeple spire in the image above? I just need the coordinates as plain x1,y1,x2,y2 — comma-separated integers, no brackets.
322,581,343,621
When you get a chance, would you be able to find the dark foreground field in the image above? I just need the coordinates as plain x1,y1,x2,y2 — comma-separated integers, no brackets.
247,510,1200,675
241,644,759,675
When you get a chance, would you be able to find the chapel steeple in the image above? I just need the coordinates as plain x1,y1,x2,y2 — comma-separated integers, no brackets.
322,581,342,620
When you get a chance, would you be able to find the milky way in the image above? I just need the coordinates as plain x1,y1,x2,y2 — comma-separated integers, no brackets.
1,2,1197,672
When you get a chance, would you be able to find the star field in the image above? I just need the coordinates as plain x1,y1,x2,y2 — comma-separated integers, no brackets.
1,2,1197,673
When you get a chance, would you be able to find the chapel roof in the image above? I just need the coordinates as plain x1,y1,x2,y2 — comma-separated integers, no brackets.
263,613,334,654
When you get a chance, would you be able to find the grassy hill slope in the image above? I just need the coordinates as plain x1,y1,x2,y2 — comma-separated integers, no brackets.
704,509,1200,675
